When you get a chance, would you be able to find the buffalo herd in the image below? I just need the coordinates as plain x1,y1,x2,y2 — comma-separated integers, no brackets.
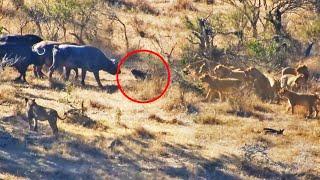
0,34,119,89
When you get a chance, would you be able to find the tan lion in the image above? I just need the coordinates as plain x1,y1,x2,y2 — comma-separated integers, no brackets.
279,89,319,118
183,61,212,79
282,64,309,82
244,67,274,101
213,64,247,81
268,76,281,103
280,74,305,90
199,74,242,102
25,98,66,135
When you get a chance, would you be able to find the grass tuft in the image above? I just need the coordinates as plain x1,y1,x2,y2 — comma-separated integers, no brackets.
133,126,155,139
148,114,185,125
194,113,222,125
89,100,111,111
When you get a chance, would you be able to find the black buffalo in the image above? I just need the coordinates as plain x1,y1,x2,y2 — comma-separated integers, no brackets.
0,34,43,78
49,45,119,89
0,43,41,82
0,34,43,45
32,41,79,79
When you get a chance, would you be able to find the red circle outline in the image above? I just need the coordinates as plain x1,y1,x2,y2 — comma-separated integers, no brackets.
116,49,171,104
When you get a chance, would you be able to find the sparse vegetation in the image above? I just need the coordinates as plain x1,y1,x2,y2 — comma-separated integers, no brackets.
89,100,110,110
148,114,184,125
193,112,222,125
173,0,198,11
133,126,155,139
0,0,319,179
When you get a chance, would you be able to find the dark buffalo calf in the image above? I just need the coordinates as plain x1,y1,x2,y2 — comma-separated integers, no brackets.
131,69,150,80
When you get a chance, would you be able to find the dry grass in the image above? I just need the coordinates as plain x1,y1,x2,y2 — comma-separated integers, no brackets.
64,111,109,131
148,114,184,125
124,77,167,101
193,113,222,125
0,84,19,105
49,78,66,90
89,100,111,111
161,86,185,111
228,92,259,113
172,0,198,11
123,0,160,15
0,1,319,179
133,126,155,139
0,68,319,178
0,173,24,180
148,114,164,122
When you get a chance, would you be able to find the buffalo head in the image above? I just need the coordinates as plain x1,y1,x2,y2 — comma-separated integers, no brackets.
108,58,121,75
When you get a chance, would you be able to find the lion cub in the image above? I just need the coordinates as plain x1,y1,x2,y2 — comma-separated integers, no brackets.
279,89,319,118
25,98,65,135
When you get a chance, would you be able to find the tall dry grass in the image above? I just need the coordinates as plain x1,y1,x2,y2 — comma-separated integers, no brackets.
172,0,198,11
126,77,167,101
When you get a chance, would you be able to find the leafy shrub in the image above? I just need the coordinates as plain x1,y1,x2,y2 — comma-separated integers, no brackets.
245,38,285,67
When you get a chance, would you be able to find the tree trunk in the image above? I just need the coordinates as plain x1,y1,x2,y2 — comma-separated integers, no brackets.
252,24,258,38
198,18,214,59
267,8,284,36
316,0,320,14
35,22,43,37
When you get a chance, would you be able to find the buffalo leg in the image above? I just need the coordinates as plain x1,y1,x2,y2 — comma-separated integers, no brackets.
33,65,38,78
36,66,45,78
73,68,79,80
22,72,27,82
58,67,64,74
64,67,71,81
48,70,54,81
33,65,44,78
28,118,33,130
14,69,26,82
48,65,58,81
14,74,22,82
81,69,87,86
34,119,38,131
93,71,103,89
291,105,295,114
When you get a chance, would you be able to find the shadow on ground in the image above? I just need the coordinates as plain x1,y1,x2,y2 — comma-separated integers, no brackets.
0,115,318,179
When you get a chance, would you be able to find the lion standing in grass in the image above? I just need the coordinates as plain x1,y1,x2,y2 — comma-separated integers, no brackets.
25,98,65,135
279,89,319,118
199,74,242,102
